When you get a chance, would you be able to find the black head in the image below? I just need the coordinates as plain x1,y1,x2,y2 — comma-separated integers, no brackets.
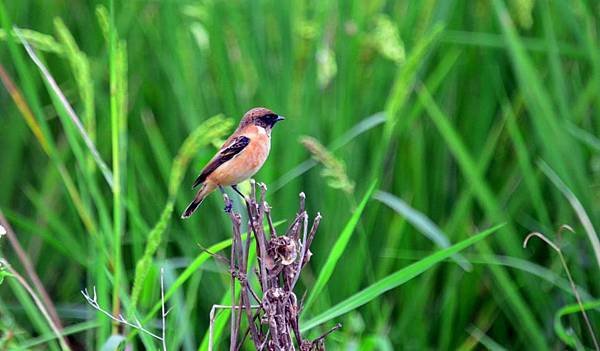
240,107,285,129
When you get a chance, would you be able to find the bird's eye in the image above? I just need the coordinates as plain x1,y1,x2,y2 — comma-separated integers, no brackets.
256,113,283,126
261,114,276,122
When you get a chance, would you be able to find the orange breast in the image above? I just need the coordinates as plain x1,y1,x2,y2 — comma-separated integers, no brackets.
208,127,271,186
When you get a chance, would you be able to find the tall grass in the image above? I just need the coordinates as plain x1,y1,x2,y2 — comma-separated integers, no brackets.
1,0,599,349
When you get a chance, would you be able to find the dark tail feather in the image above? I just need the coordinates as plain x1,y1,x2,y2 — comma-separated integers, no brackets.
181,198,203,218
181,183,212,219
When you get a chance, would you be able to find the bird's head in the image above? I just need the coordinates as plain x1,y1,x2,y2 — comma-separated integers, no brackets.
239,107,285,130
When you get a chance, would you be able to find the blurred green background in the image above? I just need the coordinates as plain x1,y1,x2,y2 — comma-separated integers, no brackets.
1,0,600,349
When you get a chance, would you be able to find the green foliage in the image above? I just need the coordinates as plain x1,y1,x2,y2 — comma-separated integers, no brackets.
303,181,376,313
0,28,63,54
374,191,471,270
554,299,600,349
302,224,503,331
1,0,600,349
0,268,11,286
130,115,233,309
300,136,355,194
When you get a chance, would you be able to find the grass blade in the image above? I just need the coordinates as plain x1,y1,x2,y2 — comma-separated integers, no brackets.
374,191,472,271
539,160,600,270
273,113,385,191
15,28,113,189
126,221,284,343
419,85,549,350
301,224,504,332
130,115,232,309
302,181,377,314
20,321,99,349
554,299,600,349
108,0,127,330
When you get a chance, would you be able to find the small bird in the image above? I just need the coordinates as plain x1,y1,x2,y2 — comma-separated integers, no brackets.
181,107,285,218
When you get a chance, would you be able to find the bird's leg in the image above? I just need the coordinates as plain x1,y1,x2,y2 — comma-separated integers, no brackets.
232,184,252,213
219,186,232,212
231,185,246,201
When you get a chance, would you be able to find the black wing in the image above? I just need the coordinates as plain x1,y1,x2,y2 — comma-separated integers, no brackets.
192,135,250,188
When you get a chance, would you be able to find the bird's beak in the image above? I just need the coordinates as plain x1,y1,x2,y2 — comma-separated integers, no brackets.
276,115,285,122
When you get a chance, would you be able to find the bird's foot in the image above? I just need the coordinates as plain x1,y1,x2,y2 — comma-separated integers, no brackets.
224,202,232,213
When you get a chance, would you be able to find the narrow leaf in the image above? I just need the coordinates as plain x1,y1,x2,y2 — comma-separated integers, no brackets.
374,191,472,271
301,224,503,331
302,181,377,313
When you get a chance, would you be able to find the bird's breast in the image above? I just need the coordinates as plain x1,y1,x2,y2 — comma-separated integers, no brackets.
209,130,271,186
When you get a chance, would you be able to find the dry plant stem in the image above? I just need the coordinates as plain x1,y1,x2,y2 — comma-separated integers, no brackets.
524,231,599,351
217,181,336,350
227,197,238,351
0,259,71,351
233,217,247,347
82,287,161,339
0,211,64,332
265,203,277,237
303,213,322,267
313,323,342,345
248,182,269,292
81,269,169,351
230,236,238,351
292,211,309,289
244,223,262,303
223,194,262,349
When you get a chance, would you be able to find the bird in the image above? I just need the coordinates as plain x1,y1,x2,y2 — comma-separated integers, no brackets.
181,107,285,218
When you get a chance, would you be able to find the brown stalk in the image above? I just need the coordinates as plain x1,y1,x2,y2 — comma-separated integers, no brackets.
223,194,262,348
212,181,340,350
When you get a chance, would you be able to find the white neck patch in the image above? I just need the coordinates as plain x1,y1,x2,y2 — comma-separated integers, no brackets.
257,125,269,136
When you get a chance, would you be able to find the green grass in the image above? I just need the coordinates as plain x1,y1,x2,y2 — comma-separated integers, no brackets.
1,0,600,349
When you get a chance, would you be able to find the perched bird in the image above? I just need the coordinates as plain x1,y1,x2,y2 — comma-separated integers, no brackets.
181,107,285,218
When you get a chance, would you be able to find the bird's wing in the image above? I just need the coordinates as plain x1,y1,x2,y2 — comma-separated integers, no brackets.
192,135,251,188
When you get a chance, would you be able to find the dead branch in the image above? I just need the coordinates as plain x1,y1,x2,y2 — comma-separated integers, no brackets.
213,181,339,350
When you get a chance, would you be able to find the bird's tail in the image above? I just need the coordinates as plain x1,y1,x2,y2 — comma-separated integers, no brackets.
181,182,215,219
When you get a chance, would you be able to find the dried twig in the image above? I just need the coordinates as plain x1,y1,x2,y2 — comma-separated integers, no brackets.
81,268,169,350
212,181,339,350
82,287,161,340
311,323,342,346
